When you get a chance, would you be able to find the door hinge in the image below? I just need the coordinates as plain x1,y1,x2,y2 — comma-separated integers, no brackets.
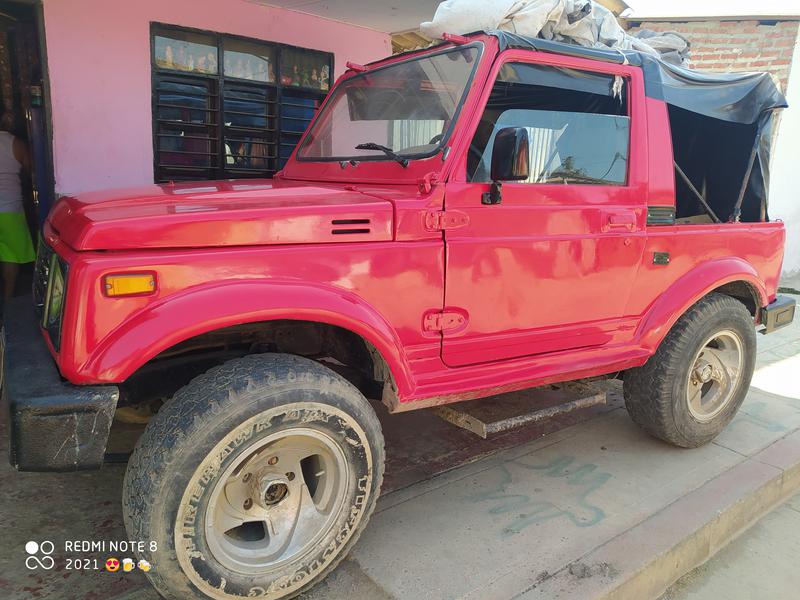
424,209,469,231
423,310,467,333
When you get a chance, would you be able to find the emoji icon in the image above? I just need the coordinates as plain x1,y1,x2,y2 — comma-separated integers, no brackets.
105,557,120,572
137,559,151,572
123,558,135,572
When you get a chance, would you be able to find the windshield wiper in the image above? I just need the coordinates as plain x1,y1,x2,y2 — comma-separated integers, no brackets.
355,142,409,168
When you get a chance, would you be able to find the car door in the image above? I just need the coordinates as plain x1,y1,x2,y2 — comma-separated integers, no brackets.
441,53,648,367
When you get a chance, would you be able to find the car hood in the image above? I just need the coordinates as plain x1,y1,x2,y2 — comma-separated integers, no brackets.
48,180,394,251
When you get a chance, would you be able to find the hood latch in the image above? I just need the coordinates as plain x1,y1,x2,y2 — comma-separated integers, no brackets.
418,172,441,194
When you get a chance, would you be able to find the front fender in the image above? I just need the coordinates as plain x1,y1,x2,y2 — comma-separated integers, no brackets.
635,257,767,353
80,280,413,397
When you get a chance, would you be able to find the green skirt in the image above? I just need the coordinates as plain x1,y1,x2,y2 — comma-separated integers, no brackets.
0,211,36,264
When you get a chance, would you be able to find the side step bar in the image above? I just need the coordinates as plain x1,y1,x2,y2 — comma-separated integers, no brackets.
432,382,607,439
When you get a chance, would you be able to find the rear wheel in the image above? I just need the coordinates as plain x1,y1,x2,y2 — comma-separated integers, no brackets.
624,293,756,448
123,353,384,600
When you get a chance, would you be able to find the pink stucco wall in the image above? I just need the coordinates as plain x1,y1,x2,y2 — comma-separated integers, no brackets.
41,0,392,195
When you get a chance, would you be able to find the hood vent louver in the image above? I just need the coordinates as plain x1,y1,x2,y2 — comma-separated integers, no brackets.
331,218,371,235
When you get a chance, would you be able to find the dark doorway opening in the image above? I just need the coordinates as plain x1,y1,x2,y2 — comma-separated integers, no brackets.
0,0,53,307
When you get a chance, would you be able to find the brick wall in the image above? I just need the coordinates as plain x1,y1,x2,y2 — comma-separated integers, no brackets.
627,19,800,93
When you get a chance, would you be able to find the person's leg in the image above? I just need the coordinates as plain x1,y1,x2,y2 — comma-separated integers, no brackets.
2,260,18,302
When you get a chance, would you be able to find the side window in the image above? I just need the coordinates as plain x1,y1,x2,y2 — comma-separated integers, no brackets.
467,63,630,185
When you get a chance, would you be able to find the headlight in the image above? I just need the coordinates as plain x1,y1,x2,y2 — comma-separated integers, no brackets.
46,257,65,327
42,253,67,350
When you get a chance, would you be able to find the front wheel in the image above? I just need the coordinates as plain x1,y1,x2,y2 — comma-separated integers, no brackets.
624,293,756,448
123,354,384,600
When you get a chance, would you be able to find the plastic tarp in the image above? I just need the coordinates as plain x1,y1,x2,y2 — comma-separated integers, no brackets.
420,0,690,65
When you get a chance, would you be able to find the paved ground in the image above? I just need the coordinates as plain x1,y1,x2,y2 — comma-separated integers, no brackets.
780,272,800,294
660,491,800,600
1,294,798,600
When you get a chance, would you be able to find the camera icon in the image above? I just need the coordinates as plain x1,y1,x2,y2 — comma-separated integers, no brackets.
25,541,55,570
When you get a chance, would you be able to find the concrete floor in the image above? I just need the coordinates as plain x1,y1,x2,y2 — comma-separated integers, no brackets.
1,294,799,600
660,492,800,600
779,272,800,294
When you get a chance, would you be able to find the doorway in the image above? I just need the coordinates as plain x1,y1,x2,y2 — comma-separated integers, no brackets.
0,0,53,305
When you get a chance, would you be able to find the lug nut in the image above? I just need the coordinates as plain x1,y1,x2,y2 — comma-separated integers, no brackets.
243,498,253,510
286,472,295,481
242,473,252,483
267,456,279,466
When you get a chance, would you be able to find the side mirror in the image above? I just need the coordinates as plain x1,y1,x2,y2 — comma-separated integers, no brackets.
483,127,530,205
491,127,530,182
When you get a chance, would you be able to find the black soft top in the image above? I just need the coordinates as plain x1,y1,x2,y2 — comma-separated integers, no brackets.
490,30,787,124
487,30,786,223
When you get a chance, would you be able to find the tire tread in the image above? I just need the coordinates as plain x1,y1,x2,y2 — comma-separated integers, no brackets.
624,293,755,448
123,353,384,600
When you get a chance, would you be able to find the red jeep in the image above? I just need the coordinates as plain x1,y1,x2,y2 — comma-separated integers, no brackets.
2,31,796,600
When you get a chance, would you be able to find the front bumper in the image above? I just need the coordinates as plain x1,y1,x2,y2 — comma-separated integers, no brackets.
2,296,118,471
761,295,796,335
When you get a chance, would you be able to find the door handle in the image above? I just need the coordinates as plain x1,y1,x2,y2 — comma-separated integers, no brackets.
602,211,637,233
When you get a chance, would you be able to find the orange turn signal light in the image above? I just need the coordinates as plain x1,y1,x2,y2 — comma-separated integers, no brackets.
103,273,157,297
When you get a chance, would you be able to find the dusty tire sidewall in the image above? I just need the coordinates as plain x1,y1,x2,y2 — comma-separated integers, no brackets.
668,305,756,444
126,378,380,600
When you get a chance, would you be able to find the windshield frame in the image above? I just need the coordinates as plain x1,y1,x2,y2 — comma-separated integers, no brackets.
295,42,485,164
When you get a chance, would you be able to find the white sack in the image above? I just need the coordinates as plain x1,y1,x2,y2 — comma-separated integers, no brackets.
420,0,690,66
419,0,519,40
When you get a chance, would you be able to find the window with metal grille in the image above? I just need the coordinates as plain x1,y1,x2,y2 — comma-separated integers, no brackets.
151,25,332,182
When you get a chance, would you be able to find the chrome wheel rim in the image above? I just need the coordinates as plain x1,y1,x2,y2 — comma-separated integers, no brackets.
686,329,744,422
204,428,349,574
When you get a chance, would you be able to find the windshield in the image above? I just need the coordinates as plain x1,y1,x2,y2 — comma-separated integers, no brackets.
297,45,481,162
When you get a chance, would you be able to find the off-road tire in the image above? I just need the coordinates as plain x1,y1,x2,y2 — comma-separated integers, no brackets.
122,353,384,600
624,293,756,448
